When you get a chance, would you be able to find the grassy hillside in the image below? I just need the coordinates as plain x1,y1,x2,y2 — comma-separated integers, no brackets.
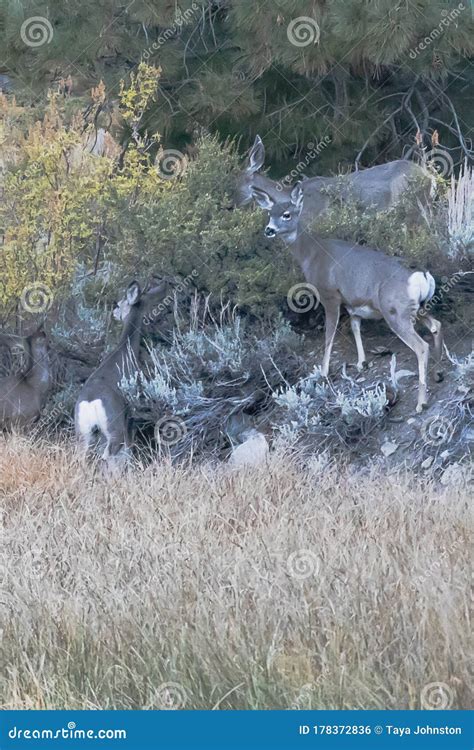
0,436,470,710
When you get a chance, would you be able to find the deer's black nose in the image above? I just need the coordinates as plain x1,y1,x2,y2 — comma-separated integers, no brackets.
265,226,276,237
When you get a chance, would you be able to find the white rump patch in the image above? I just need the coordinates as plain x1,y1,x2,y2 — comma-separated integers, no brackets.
77,399,109,438
407,272,435,306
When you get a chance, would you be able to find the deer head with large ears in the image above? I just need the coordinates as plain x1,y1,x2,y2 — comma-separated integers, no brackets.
290,182,304,211
112,277,170,322
234,135,267,207
113,281,141,322
252,182,304,242
245,135,265,175
251,186,275,211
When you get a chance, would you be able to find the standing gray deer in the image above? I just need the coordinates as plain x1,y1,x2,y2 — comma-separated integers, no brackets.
235,135,433,224
252,184,443,413
0,329,52,427
75,278,168,467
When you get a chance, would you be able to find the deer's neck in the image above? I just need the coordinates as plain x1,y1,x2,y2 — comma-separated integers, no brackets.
291,233,309,266
94,304,145,387
118,304,144,358
102,304,144,381
287,228,324,279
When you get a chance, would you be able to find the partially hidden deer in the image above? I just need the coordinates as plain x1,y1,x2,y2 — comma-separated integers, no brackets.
0,328,52,427
74,278,168,467
253,183,443,413
235,135,433,224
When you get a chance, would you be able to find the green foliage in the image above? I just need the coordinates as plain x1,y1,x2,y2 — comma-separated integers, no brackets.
0,95,112,317
1,0,472,171
313,177,449,267
112,135,300,312
0,67,299,322
0,67,171,319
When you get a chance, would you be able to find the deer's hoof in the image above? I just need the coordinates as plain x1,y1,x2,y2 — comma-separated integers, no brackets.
356,360,368,372
416,401,428,414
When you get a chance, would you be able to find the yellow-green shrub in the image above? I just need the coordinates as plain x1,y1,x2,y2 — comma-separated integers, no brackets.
0,65,170,321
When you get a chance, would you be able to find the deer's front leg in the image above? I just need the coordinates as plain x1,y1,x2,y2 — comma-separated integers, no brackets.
321,302,340,377
349,315,367,370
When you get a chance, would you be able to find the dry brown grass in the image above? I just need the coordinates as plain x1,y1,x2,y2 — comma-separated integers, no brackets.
0,434,471,709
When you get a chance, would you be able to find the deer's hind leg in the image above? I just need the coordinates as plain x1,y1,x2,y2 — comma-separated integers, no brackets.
76,428,94,461
103,416,131,475
383,308,430,413
321,301,340,377
419,313,444,382
75,403,96,461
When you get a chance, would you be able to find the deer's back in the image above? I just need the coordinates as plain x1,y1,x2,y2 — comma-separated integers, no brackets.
84,347,134,390
348,159,427,209
301,160,428,219
296,235,413,310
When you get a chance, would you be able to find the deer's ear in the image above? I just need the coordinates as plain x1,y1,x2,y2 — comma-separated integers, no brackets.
126,281,141,306
251,187,274,210
290,183,304,210
246,135,265,174
146,275,169,297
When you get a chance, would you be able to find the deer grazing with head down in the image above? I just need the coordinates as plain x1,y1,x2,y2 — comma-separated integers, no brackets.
0,328,52,427
235,135,433,223
75,278,169,467
253,183,443,413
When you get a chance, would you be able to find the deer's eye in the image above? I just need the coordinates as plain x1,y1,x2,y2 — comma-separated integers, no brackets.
282,211,291,220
